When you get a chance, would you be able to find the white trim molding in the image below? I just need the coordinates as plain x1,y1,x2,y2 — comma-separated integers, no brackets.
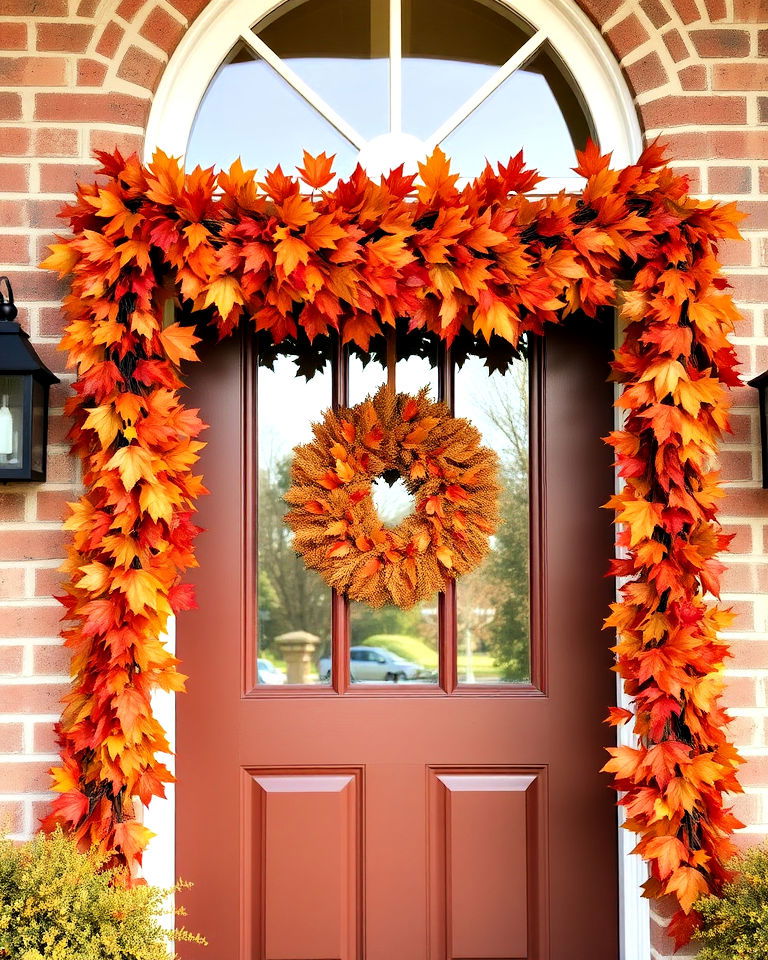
142,2,647,957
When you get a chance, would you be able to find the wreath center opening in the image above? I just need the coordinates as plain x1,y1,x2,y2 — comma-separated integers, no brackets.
371,473,415,528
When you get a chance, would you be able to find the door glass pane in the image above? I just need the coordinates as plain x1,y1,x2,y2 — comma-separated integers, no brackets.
348,345,440,684
257,354,332,685
454,355,530,684
441,46,591,180
257,0,389,141
187,44,358,177
402,0,533,140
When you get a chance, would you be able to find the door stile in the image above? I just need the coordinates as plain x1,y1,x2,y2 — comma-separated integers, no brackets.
242,330,259,696
332,334,352,694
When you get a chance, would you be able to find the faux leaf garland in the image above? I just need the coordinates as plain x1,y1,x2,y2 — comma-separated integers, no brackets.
285,385,500,607
42,142,744,943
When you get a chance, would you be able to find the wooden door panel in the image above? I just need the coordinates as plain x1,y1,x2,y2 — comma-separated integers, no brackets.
245,770,361,960
428,770,546,960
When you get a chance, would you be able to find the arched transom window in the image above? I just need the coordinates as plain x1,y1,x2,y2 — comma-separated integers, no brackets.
186,0,595,186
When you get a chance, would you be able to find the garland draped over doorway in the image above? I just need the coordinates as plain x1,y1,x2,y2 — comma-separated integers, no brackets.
43,142,744,944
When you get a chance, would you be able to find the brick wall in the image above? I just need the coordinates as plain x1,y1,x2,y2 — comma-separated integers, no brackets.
0,0,765,955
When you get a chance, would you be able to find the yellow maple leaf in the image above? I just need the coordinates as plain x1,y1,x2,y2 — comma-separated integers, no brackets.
106,444,155,490
202,277,244,322
159,321,201,366
40,242,79,277
83,404,121,447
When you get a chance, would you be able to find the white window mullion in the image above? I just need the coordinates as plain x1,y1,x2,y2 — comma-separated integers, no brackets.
240,27,368,151
424,29,547,150
389,0,402,134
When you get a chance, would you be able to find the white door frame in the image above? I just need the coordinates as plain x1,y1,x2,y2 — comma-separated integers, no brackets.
142,2,648,956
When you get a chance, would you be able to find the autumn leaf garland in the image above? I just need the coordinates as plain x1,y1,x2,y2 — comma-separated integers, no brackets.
42,142,744,942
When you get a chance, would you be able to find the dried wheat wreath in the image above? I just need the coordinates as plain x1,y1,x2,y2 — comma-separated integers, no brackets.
285,385,499,608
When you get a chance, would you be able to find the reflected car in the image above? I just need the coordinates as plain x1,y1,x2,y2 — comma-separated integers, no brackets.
318,646,424,682
257,658,286,684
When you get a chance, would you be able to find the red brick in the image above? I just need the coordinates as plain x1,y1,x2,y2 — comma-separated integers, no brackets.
737,755,768,787
77,0,99,13
0,234,30,265
34,566,63,598
691,29,751,57
0,800,24,833
88,128,144,156
0,163,28,192
730,273,768,303
45,414,70,446
1,0,66,11
640,0,671,27
728,414,755,445
607,15,648,60
715,63,768,91
39,162,98,194
0,268,65,302
0,569,26,600
32,126,79,158
663,29,688,63
730,791,760,827
171,0,209,19
0,646,23,675
733,202,768,230
117,45,165,90
722,560,756,593
678,64,706,90
34,342,70,378
33,643,70,676
0,760,51,792
95,22,123,59
35,490,70,523
728,713,759,747
733,0,768,20
760,29,768,58
139,7,184,54
625,51,669,96
0,494,25,523
0,126,30,156
45,453,77,485
0,56,67,86
0,722,23,753
760,98,768,125
729,599,756,631
36,23,91,54
77,58,107,86
35,93,149,127
709,165,752,194
704,0,728,18
28,198,65,229
0,682,64,713
32,721,57,753
718,237,752,266
1,23,28,51
674,0,703,22
722,674,758,709
674,164,702,193
0,94,22,122
0,530,65,563
38,306,67,338
643,96,747,129
657,133,710,161
0,604,63,639
117,0,145,18
733,830,768,853
668,130,768,161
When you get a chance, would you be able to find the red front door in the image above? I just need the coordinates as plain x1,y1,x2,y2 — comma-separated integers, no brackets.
177,319,619,959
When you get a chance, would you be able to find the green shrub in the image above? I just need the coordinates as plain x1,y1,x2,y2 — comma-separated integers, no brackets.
359,634,437,667
0,829,205,959
695,845,768,959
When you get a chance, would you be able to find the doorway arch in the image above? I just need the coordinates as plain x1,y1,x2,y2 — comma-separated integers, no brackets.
141,3,648,957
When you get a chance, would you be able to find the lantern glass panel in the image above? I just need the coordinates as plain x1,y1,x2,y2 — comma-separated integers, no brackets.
0,375,23,467
31,378,45,474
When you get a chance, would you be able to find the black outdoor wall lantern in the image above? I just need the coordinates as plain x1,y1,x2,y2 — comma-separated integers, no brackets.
749,368,768,489
0,277,59,482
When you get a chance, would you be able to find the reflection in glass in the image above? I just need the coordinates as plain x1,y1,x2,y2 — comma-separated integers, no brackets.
402,0,532,139
186,45,358,177
349,595,439,684
257,0,389,141
455,355,530,683
257,355,332,685
441,46,591,180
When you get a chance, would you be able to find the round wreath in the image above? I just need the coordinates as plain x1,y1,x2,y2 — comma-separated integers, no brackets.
284,385,500,608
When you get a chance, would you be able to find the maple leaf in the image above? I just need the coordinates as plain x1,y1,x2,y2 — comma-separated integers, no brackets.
202,276,244,323
114,820,154,861
418,147,460,203
41,242,79,276
342,313,380,350
83,404,121,447
297,150,336,189
615,497,664,546
112,568,163,614
53,789,89,824
159,322,201,366
642,835,688,879
106,444,155,490
665,866,709,914
602,745,642,781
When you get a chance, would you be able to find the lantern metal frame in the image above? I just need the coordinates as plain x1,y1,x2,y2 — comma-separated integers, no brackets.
0,276,60,483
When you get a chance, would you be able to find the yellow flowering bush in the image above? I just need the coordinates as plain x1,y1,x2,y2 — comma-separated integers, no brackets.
695,845,768,959
0,830,205,959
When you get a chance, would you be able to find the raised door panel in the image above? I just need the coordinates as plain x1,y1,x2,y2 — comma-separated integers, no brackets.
429,769,547,960
245,770,362,960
